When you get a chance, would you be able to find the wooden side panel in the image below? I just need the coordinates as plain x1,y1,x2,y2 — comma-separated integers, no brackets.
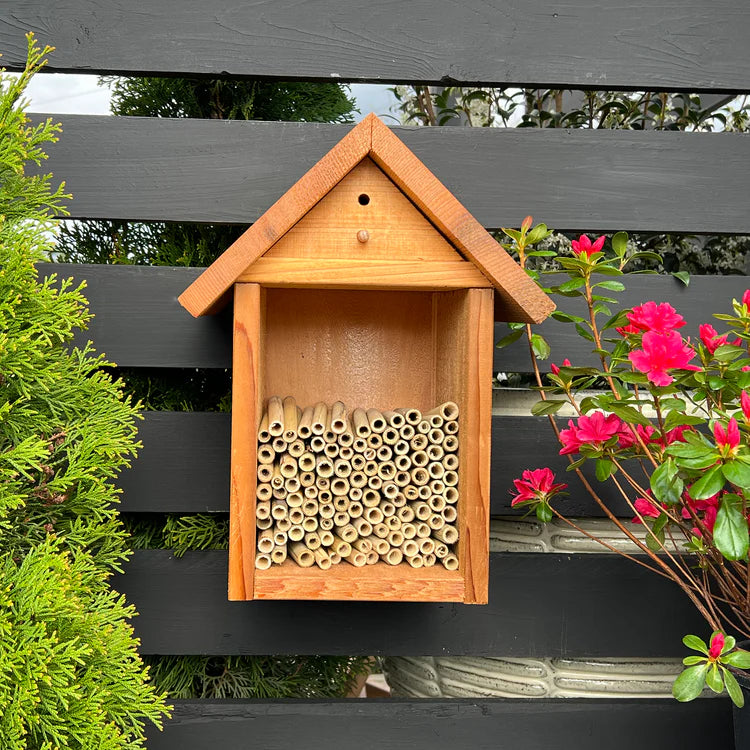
434,289,493,604
228,284,262,600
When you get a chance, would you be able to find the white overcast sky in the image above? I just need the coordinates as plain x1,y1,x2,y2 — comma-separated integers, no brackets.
22,73,396,121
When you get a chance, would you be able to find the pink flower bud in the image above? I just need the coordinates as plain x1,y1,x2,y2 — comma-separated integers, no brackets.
709,632,725,660
742,391,750,422
521,215,533,232
743,290,750,309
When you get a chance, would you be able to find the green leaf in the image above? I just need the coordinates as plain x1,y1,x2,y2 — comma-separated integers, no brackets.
525,224,549,244
714,344,744,362
724,668,745,707
595,458,613,481
688,466,725,500
496,328,524,349
714,494,749,560
646,513,668,552
611,231,629,256
667,442,714,459
650,459,683,505
683,635,709,654
531,399,566,416
722,460,750,489
672,664,708,702
502,227,522,242
672,271,690,286
705,663,724,693
535,502,553,522
722,650,750,669
531,334,551,360
550,311,585,324
594,280,625,292
556,278,587,293
607,403,652,426
663,412,704,430
682,655,706,666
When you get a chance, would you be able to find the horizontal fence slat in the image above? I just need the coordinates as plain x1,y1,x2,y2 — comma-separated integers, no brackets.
115,550,706,656
41,264,750,371
120,412,626,516
41,116,750,233
146,698,732,750
3,2,750,92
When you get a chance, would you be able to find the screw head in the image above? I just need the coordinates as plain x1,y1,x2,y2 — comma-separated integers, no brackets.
357,230,370,243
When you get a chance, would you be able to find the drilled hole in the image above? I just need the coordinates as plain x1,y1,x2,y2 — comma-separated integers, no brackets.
358,193,370,205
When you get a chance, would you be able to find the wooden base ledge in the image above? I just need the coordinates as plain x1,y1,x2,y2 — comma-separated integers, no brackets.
254,560,465,601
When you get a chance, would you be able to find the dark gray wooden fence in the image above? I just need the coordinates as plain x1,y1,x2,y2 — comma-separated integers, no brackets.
6,2,747,746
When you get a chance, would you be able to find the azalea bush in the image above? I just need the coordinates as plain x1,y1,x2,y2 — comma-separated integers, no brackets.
500,217,750,706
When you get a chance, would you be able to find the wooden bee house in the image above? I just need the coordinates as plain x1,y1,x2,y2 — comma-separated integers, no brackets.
179,114,554,604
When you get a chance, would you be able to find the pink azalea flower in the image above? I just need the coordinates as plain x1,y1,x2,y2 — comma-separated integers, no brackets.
709,633,725,660
575,411,623,445
663,425,691,445
550,358,571,376
626,302,686,333
617,322,642,337
628,331,700,387
559,419,584,455
743,290,750,309
510,468,567,507
571,234,605,258
617,424,638,449
634,497,661,519
699,323,739,354
714,417,740,455
742,391,750,422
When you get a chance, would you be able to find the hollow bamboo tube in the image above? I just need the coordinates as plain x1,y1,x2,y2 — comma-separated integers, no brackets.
338,430,354,449
299,471,315,488
428,428,445,445
257,445,275,465
360,489,379,508
419,537,435,556
255,553,272,570
256,500,271,520
365,549,378,565
302,499,319,516
279,454,298,479
323,443,339,460
383,547,403,565
445,487,459,505
348,487,363,502
433,525,459,544
316,477,330,491
256,516,273,530
442,554,459,571
382,483,398,501
319,502,335,519
392,492,407,508
443,470,458,487
353,438,368,454
348,501,364,519
367,433,383,450
303,485,319,500
271,500,288,520
281,397,297,442
305,532,322,551
267,396,284,437
350,470,367,489
298,406,314,439
272,487,288,501
417,420,430,435
428,514,445,531
330,536,352,557
443,454,459,471
378,462,396,481
314,547,332,570
343,550,367,567
295,453,315,473
271,465,284,489
427,414,444,429
415,522,431,539
331,477,350,497
302,516,318,533
288,507,304,525
428,462,445,479
311,402,327,436
329,552,342,565
418,485,431,500
427,444,444,461
365,408,385,433
257,464,274,483
444,420,459,435
272,437,287,454
288,439,305,458
288,525,305,542
319,529,334,547
363,450,377,464
310,436,326,453
320,517,334,531
410,468,429,486
333,511,350,527
273,528,288,546
401,522,417,540
383,410,406,428
351,408,370,438
258,412,271,443
402,539,419,557
399,424,416,441
277,517,292,533
423,553,436,567
411,451,429,468
407,554,424,568
319,490,333,504
410,434,428,451
352,538,372,554
434,542,449,559
393,440,410,458
385,515,401,531
290,542,315,567
257,529,274,554
284,477,301,494
382,427,399,446
387,530,404,548
364,507,384,525
337,523,358,543
330,401,348,434
339,446,354,461
442,506,457,524
323,415,336,443
368,536,390,555
373,523,389,539
381,501,396,517
333,496,349,512
394,471,410,488
376,445,393,462
428,494,446,512
334,459,352,478
396,408,421,426
443,435,459,453
397,506,415,523
394,455,412,473
429,480,445,496
352,518,372,537
314,456,332,478
286,488,309,508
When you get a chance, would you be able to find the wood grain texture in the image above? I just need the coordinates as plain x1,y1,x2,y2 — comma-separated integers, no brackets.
239,258,491,289
371,117,554,325
179,117,371,316
263,157,465,262
255,560,463,601
113,550,708,656
118,413,631,517
228,284,262,599
37,117,750,233
3,1,750,92
46,265,750,372
146,698,731,750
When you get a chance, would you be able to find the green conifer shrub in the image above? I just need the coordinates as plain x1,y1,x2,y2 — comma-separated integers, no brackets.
0,34,169,747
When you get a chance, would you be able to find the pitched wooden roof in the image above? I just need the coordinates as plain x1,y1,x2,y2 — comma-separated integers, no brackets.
179,114,555,323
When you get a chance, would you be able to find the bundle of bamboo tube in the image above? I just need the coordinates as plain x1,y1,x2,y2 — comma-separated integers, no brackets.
255,397,460,571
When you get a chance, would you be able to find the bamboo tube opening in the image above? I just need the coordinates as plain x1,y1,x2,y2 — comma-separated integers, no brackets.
258,413,271,443
392,492,407,508
394,455,411,472
302,499,319,516
258,465,274,483
319,502,335,519
316,477,330,490
331,477,350,496
444,420,459,435
319,517,334,531
428,514,446,531
385,515,401,530
443,454,459,471
411,451,428,468
331,401,348,434
367,434,383,450
302,516,319,532
352,538,372,554
442,554,459,571
276,517,292,532
316,457,334,478
364,459,378,476
352,408,371,438
396,408,421,426
382,427,399,446
423,553,436,567
284,479,300,495
353,438,368,453
256,500,271,519
409,434,428,452
362,489,380,508
434,542,449,559
282,396,298,441
418,485,432,500
402,522,417,540
314,548,332,570
344,550,367,567
443,435,459,452
289,525,305,542
443,505,457,523
433,525,459,544
382,483,399,500
402,539,419,557
376,445,393,462
429,480,445,496
417,420,430,435
288,439,305,458
280,455,298,478
394,470,410,488
373,523,389,539
271,501,288,521
364,506,384,524
348,487,363,501
411,468,429,486
310,436,326,453
330,536,352,557
445,487,459,504
256,553,273,570
366,409,386,433
298,453,316,472
427,414,444,429
311,402,327,436
298,406,314,439
352,518,372,537
267,396,284,437
329,552,342,565
272,487,288,501
378,462,396,480
289,542,315,567
337,523,358,543
299,471,315,487
415,522,431,539
443,470,458,487
427,444,444,461
339,445,354,460
368,475,383,491
333,496,349,512
272,437,287,453
393,440,410,457
258,445,275,464
256,516,273,530
428,462,445,479
428,428,445,445
381,501,396,517
383,411,406,428
289,508,304,525
429,495,446,512
338,431,354,448
400,424,416,441
348,501,364,519
305,532,322,550
366,549,379,565
258,529,274,553
384,548,403,565
350,471,367,488
407,554,424,569
370,536,390,555
334,460,352,478
274,529,288,546
387,530,404,547
303,487,318,501
419,537,435,555
324,442,339,458
398,506,415,523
